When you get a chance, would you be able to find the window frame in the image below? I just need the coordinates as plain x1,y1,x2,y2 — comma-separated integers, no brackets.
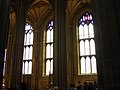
22,23,33,75
45,20,54,75
78,12,97,75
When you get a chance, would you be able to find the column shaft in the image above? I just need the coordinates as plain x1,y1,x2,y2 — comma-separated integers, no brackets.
66,22,75,85
10,0,26,86
53,0,67,89
5,25,15,89
94,0,120,89
32,25,40,90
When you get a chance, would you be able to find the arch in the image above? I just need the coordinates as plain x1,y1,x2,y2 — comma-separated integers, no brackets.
26,0,53,26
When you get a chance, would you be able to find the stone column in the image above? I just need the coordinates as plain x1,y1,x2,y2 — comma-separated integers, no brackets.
10,0,26,86
66,19,75,85
31,24,41,90
5,18,16,89
93,0,120,89
53,0,67,89
0,0,9,89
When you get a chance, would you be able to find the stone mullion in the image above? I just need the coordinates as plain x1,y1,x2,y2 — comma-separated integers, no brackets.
10,0,26,86
0,0,9,89
32,25,40,90
53,0,67,89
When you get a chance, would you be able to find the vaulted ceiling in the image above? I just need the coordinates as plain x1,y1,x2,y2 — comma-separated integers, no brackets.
10,0,91,25
27,0,52,25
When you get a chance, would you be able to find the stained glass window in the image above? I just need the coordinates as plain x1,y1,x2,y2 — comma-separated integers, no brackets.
79,13,97,74
3,49,7,87
46,20,53,75
22,23,33,74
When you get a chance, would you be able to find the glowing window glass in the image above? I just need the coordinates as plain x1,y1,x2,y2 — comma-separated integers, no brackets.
79,13,97,74
22,23,33,74
46,20,53,75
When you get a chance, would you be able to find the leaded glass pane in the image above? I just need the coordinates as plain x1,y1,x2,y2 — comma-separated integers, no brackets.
25,61,28,74
51,44,53,58
51,59,53,74
79,25,84,39
80,40,85,56
46,60,50,75
46,44,51,58
85,40,90,55
24,34,27,45
90,39,96,55
89,23,94,38
25,24,30,30
81,57,85,74
29,46,33,59
51,29,53,42
86,57,91,74
23,48,26,60
26,47,29,60
84,24,88,38
26,32,30,45
91,56,97,73
22,62,25,74
29,31,33,44
47,30,51,43
28,61,32,74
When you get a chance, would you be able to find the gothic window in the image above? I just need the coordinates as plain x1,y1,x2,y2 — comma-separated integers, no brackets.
22,23,33,74
46,20,53,75
3,49,7,76
78,13,97,74
3,49,7,87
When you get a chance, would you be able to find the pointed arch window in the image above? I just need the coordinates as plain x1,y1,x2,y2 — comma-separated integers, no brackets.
3,49,7,76
78,13,97,74
46,20,53,75
3,49,7,87
22,23,33,74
